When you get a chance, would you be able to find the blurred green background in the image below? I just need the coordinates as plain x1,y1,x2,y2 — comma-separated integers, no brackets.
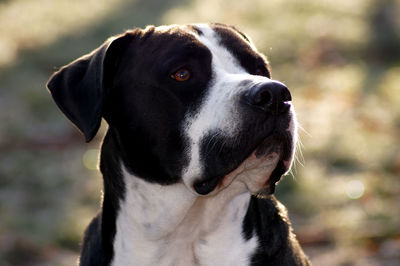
0,0,399,265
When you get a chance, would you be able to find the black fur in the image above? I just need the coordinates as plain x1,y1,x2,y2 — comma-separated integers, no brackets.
47,23,310,266
211,23,271,78
102,26,212,185
243,196,310,265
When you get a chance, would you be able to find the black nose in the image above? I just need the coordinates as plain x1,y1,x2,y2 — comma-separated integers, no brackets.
245,80,292,113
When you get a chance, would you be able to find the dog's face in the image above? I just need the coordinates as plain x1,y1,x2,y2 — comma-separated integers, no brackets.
47,23,297,197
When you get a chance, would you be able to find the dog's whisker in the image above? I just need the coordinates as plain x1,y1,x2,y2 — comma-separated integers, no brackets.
297,123,311,137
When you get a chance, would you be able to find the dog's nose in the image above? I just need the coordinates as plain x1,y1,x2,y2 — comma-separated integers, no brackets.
244,81,292,114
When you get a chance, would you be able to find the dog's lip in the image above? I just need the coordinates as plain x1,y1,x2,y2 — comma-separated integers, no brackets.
193,175,221,195
193,150,289,196
218,134,293,194
216,150,281,192
192,130,294,196
263,159,289,194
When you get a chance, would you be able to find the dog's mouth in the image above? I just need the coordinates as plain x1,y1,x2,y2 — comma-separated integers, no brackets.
193,130,295,196
253,131,295,193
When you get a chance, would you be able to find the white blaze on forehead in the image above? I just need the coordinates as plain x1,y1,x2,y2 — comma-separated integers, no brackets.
182,25,259,189
192,25,246,74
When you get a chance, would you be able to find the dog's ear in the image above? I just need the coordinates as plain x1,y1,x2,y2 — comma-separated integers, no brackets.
47,33,133,142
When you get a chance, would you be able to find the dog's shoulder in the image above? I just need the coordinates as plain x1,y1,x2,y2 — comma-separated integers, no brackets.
80,214,106,266
243,195,311,266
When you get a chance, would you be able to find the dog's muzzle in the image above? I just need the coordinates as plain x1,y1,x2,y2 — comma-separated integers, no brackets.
192,80,296,196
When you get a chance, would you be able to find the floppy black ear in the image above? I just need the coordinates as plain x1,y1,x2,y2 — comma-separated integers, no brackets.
47,33,132,142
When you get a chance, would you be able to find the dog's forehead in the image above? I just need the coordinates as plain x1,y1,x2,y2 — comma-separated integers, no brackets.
149,24,261,74
192,24,262,74
189,24,246,74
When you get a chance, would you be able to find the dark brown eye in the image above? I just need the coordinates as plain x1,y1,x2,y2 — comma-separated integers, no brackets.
171,68,191,81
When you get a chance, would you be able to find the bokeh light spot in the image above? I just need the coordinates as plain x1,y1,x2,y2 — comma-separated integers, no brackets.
345,180,365,199
83,149,99,170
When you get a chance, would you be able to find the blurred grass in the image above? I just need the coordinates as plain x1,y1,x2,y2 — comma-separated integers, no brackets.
0,0,399,265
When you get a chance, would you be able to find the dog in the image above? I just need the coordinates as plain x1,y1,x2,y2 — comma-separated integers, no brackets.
47,23,311,266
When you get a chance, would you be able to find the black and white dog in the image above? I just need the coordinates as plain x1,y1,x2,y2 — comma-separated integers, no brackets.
47,23,311,266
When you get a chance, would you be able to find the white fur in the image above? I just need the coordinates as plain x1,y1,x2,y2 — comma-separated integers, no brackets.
112,166,258,266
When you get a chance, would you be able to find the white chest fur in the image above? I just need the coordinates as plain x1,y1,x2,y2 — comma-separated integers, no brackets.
111,167,258,266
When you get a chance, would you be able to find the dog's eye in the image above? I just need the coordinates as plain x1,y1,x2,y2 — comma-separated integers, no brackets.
171,68,191,81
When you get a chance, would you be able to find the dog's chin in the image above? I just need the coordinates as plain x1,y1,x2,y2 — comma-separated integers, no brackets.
192,133,295,197
192,151,285,197
251,131,295,193
218,134,294,197
250,159,290,198
252,142,292,194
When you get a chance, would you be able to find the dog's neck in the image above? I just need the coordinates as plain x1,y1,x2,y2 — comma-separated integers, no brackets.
112,170,257,266
99,130,259,266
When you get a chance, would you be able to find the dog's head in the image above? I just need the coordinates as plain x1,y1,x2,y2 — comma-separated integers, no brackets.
47,23,297,197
